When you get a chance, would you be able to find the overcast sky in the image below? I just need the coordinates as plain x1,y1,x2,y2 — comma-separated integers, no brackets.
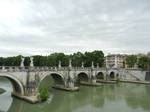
0,0,150,57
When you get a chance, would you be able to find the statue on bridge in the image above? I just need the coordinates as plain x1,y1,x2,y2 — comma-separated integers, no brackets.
91,61,94,68
20,57,25,67
69,59,72,68
58,60,62,68
30,57,34,67
81,62,84,68
97,63,99,68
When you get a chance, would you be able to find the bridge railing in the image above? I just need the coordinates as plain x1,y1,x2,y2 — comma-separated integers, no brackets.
0,66,109,72
0,66,68,72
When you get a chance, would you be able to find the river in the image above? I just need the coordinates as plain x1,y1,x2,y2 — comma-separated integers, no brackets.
0,77,150,112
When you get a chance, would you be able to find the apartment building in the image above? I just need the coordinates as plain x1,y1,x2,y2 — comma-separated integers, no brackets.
105,54,126,68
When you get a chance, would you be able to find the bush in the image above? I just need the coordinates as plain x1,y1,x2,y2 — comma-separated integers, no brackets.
116,78,120,83
39,87,50,101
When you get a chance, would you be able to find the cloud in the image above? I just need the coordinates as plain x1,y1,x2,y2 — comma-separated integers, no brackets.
0,0,150,57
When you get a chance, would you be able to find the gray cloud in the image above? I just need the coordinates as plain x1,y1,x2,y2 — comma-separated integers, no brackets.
0,0,150,57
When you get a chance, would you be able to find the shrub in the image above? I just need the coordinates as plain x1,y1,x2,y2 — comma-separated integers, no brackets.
39,87,50,101
116,78,120,83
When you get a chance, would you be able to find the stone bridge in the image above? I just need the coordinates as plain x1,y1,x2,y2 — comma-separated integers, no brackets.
0,65,120,103
0,57,148,103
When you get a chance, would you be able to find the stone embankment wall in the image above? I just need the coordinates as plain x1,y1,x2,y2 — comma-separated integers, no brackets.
119,69,147,81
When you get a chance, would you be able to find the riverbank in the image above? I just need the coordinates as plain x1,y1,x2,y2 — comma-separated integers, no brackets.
0,88,6,94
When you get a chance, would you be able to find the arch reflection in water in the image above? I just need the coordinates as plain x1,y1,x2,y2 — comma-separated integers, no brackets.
0,77,13,112
6,78,150,112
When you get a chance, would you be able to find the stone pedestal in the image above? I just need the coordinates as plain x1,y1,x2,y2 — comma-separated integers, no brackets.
92,79,96,84
68,82,74,88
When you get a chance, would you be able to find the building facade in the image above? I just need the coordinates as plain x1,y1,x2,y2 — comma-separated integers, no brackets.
105,54,126,68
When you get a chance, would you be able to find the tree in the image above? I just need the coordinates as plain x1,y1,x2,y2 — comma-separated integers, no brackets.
39,56,48,66
72,52,84,67
0,50,105,67
84,52,93,67
125,55,137,68
91,50,104,67
24,57,30,66
138,56,150,70
0,57,4,66
13,55,22,66
1,55,22,66
4,57,14,66
33,55,42,66
84,50,104,67
47,53,69,67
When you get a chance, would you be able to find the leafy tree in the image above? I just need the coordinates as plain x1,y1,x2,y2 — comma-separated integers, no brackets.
60,54,70,66
0,55,21,66
84,50,104,67
138,56,150,70
47,53,69,67
39,56,48,66
84,52,93,67
0,50,105,67
55,53,67,66
0,57,4,66
4,57,13,66
72,52,84,67
33,55,42,66
91,50,104,67
13,55,22,66
125,55,137,68
24,57,30,66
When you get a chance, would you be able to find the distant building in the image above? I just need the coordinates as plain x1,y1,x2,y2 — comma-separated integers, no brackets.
137,53,146,58
147,52,150,58
105,54,126,68
104,53,150,69
147,52,150,70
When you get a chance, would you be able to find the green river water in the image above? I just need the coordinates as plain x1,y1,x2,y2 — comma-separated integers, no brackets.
0,77,150,112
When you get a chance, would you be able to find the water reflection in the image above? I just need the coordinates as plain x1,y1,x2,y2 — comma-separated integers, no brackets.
1,76,150,112
125,84,150,111
0,78,13,112
8,87,106,112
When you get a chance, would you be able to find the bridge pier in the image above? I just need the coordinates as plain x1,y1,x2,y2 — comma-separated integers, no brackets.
10,84,40,104
79,79,102,86
59,70,79,91
88,68,103,86
78,69,102,86
52,82,79,91
12,92,40,104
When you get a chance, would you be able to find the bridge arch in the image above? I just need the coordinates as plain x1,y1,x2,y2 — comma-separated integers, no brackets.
116,73,119,78
40,72,65,86
76,72,89,84
0,75,24,95
96,72,104,80
110,71,115,79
